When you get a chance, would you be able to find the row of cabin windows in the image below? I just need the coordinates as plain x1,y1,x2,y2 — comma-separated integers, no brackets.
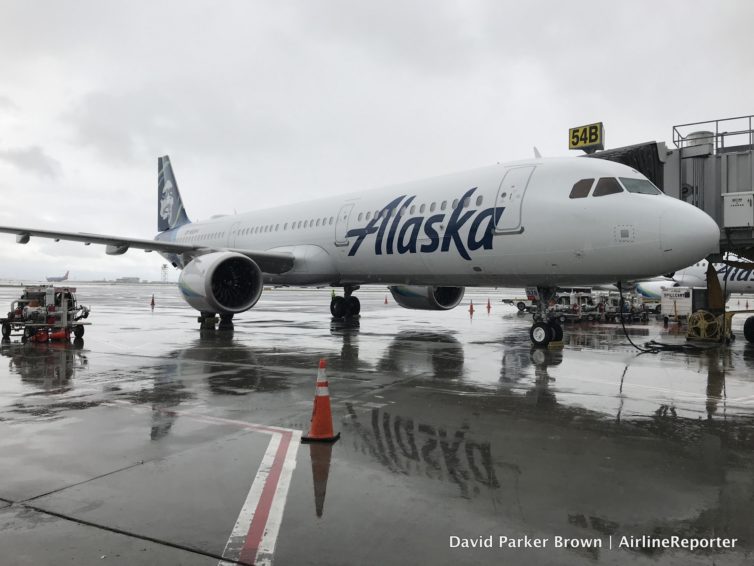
569,177,662,199
355,195,484,223
235,216,336,237
180,232,225,242
180,194,489,242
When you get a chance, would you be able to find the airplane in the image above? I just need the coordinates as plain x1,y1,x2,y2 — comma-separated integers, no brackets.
46,270,69,283
672,255,754,294
0,155,720,346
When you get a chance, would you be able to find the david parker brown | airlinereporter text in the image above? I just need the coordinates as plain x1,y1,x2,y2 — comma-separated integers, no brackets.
449,535,738,551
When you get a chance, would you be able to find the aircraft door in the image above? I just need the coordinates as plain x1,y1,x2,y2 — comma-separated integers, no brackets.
494,166,535,234
334,203,355,247
227,222,241,247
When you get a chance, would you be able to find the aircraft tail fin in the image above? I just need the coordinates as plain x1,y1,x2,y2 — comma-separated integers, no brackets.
157,156,191,232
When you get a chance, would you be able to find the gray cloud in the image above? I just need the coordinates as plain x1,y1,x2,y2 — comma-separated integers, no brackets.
0,146,62,178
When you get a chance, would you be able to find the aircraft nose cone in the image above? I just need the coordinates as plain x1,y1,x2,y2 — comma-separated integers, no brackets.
660,203,719,264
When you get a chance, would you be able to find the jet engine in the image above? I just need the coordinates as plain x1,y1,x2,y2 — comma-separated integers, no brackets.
178,252,263,313
388,285,465,311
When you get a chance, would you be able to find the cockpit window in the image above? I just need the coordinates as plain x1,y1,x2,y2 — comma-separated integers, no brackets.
619,177,662,195
569,178,593,199
592,177,624,197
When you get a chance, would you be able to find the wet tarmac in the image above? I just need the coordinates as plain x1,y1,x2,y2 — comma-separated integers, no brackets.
1,283,754,565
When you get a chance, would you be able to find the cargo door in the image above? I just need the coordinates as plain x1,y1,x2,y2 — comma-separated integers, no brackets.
494,166,535,234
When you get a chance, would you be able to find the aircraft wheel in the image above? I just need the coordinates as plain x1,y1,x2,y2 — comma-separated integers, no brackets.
744,317,754,344
548,322,563,342
1,323,10,338
529,322,551,347
73,325,85,338
344,296,360,317
516,301,526,312
330,296,346,318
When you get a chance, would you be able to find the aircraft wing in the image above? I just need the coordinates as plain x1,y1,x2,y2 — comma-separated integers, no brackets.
0,225,295,274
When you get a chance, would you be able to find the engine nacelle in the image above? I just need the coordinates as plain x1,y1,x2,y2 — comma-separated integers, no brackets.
178,252,263,314
388,285,465,311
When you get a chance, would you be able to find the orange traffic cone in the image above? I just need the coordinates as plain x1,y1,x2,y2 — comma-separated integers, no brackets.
384,295,388,305
469,300,475,316
150,294,155,311
302,360,340,443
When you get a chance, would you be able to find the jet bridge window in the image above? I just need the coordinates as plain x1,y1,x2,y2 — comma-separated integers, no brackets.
592,177,624,197
569,178,593,199
618,177,661,195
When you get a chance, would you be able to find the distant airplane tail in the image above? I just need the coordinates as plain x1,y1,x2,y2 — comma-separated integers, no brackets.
63,270,69,280
157,156,191,232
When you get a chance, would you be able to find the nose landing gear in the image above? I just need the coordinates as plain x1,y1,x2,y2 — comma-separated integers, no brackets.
529,286,564,347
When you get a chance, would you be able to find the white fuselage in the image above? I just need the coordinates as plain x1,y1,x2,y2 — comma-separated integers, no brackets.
158,157,720,288
673,257,754,294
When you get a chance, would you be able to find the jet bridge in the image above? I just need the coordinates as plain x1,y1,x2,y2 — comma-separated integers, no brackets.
589,115,754,261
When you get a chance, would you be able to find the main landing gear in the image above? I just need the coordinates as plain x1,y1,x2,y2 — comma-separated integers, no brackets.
198,312,234,331
529,286,563,348
331,286,361,319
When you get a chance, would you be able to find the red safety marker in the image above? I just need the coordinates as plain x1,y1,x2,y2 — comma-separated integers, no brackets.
384,295,388,305
150,294,155,311
486,298,491,313
302,360,340,443
469,300,475,316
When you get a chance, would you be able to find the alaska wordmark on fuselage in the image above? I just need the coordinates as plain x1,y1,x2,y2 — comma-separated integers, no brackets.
0,155,720,345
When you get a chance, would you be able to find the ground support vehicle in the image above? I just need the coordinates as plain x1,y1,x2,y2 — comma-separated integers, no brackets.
1,286,91,343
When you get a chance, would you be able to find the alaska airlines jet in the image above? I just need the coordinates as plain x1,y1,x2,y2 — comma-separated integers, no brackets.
673,256,754,294
46,270,69,283
0,155,720,346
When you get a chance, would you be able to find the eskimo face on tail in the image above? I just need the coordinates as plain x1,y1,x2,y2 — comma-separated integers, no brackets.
157,156,190,232
160,180,180,227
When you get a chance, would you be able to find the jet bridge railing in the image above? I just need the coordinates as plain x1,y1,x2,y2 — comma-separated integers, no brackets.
673,115,754,154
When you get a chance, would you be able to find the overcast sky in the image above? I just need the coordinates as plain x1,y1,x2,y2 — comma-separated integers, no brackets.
0,1,752,281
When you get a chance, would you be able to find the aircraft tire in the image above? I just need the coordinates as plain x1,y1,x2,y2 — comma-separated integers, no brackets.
548,322,563,341
330,296,346,318
744,317,754,344
516,302,526,312
344,296,361,317
73,325,85,338
1,323,10,338
530,322,551,347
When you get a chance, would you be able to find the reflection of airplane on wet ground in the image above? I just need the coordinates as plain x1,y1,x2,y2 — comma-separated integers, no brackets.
45,270,69,283
0,155,719,346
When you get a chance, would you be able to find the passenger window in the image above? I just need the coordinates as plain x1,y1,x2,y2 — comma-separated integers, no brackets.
399,206,407,217
440,201,447,211
569,178,593,199
462,197,470,208
329,217,334,225
593,177,624,197
316,219,321,227
430,202,436,212
476,195,483,206
284,223,288,230
420,204,426,213
275,224,279,231
366,211,371,220
452,199,458,208
358,213,363,221
409,205,415,215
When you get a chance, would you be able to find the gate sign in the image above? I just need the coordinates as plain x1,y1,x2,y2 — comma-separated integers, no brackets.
569,122,604,153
